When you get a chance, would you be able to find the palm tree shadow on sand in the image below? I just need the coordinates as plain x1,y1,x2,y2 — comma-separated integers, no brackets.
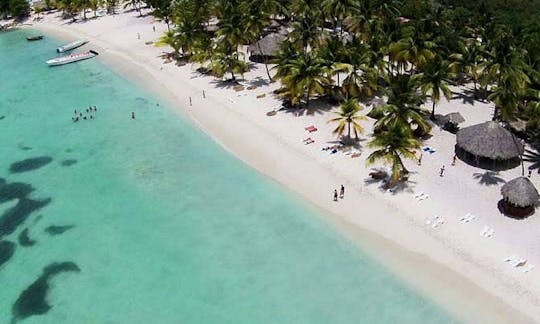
363,168,418,194
472,171,506,186
280,98,334,117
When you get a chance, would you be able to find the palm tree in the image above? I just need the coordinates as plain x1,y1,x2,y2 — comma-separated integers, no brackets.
337,41,377,99
272,40,300,81
417,57,454,119
524,90,540,129
89,0,100,18
155,30,181,56
322,0,357,35
489,67,530,122
389,27,435,73
288,12,322,53
317,35,348,87
148,0,173,30
123,0,142,16
104,0,117,14
449,38,485,97
243,1,272,80
328,98,366,141
375,74,431,135
367,123,420,186
209,49,248,81
524,133,540,174
276,53,333,107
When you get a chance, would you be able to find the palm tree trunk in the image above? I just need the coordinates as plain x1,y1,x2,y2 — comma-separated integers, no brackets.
347,121,351,139
431,101,436,119
492,106,499,121
256,41,272,81
397,154,409,174
306,84,311,107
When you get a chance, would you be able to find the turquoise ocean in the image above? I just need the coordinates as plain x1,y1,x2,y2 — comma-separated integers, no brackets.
0,29,454,323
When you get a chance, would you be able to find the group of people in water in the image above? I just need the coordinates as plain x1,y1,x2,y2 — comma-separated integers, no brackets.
72,106,97,122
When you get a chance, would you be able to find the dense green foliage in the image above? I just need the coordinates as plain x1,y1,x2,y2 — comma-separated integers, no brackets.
145,0,540,184
0,0,30,19
33,0,535,183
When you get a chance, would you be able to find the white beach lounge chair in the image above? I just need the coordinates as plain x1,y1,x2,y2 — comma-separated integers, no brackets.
523,265,535,273
432,218,445,229
459,213,472,222
480,226,489,236
513,259,527,268
463,214,476,223
426,215,440,225
504,256,517,263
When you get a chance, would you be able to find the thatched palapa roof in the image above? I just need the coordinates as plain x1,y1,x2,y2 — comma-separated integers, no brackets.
501,177,539,207
456,121,524,160
441,112,465,125
248,32,286,58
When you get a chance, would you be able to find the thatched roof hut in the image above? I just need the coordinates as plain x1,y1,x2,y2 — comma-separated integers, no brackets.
500,177,539,217
456,121,524,170
441,112,465,125
248,32,286,63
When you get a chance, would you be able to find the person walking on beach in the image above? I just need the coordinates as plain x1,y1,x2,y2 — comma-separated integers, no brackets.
189,96,192,106
528,168,533,178
152,25,156,32
339,185,345,199
333,189,338,201
131,112,136,119
440,165,445,177
417,153,423,166
202,90,206,98
452,154,457,166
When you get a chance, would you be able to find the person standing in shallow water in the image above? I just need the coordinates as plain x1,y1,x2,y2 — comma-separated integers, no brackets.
333,189,338,201
340,185,345,199
131,112,135,119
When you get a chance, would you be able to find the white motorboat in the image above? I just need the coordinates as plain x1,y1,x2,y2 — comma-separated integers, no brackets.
46,50,98,66
56,39,88,53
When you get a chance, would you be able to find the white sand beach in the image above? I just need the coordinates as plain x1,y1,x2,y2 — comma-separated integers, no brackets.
25,9,540,322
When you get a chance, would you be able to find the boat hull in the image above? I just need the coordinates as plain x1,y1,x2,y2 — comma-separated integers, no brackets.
47,50,98,66
57,40,89,53
26,35,44,41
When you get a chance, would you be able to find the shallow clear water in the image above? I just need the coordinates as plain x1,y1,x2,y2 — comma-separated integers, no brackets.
0,29,455,323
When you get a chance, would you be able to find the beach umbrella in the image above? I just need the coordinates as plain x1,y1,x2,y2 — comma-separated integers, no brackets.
501,177,539,217
456,121,524,161
441,112,465,125
501,177,539,207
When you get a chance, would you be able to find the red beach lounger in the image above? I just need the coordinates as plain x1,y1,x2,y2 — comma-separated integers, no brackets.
305,125,318,132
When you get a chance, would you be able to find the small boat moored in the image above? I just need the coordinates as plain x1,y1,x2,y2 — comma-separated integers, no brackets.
56,39,88,53
26,35,44,41
46,50,98,66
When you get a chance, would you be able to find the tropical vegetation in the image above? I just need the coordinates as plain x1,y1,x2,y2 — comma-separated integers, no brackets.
148,0,540,186
27,0,540,186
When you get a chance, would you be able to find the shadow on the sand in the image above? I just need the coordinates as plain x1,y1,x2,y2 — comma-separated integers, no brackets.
472,171,506,186
278,98,335,117
363,168,418,195
246,77,270,88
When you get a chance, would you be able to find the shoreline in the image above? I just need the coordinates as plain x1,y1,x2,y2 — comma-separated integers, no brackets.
23,11,540,322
